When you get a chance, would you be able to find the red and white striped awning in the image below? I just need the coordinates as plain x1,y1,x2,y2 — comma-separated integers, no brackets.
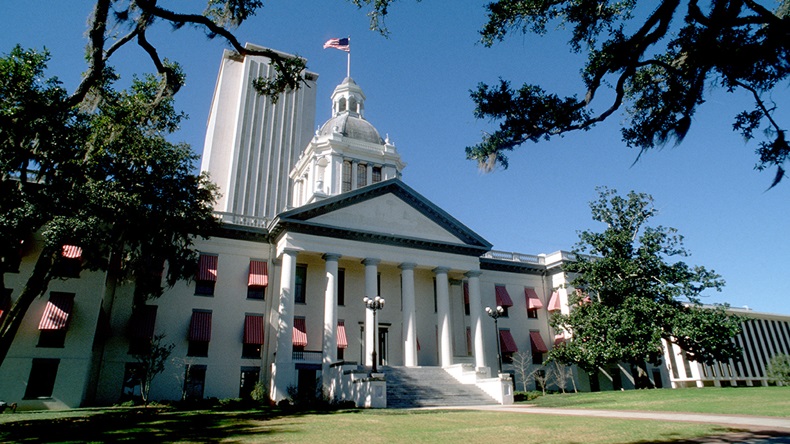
248,260,268,287
61,245,82,259
554,333,567,347
189,311,212,342
337,321,348,349
130,305,158,339
530,330,549,354
197,254,218,282
499,329,518,353
548,291,562,312
38,293,74,330
244,314,264,345
495,285,513,307
525,287,543,309
293,318,308,347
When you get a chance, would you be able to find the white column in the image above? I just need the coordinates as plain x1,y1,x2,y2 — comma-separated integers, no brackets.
434,267,452,368
322,253,341,392
362,258,380,367
465,270,486,370
272,249,298,401
352,160,359,190
400,262,417,367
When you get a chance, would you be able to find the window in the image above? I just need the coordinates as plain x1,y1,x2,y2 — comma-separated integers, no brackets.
524,288,543,318
120,363,142,401
530,330,548,364
337,347,345,360
372,166,382,183
53,245,82,278
294,265,307,304
494,285,513,318
341,161,352,192
242,314,264,358
195,254,218,296
247,260,267,300
337,268,346,306
24,358,60,399
188,311,212,357
37,292,74,348
357,163,367,187
239,367,260,399
38,330,67,348
183,364,207,400
247,286,265,300
128,305,157,355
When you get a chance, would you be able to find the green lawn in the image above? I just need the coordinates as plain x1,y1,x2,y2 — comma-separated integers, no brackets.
526,386,790,417
0,408,734,443
1,387,788,443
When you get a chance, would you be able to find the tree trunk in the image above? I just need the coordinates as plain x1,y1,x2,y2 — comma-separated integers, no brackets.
0,247,56,369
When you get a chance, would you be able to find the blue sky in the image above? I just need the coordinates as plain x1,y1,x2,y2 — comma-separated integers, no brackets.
3,1,789,314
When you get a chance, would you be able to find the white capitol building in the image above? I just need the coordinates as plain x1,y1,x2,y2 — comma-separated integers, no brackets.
2,44,788,410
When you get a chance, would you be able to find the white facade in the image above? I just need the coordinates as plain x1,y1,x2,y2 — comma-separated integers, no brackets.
1,45,788,410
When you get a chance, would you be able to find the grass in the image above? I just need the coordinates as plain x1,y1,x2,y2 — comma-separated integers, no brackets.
526,386,790,417
0,387,787,443
0,407,734,443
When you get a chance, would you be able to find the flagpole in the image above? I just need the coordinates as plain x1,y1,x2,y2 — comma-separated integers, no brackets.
347,36,351,78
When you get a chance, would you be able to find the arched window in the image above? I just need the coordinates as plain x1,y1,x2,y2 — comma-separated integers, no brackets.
341,161,352,192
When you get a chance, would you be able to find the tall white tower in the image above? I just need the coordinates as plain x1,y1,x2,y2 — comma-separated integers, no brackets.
201,44,318,222
290,77,406,207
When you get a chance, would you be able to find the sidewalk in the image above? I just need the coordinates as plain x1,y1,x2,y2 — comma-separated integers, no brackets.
423,404,790,432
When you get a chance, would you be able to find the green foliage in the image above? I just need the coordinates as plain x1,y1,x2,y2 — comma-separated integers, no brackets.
250,381,267,402
132,333,175,406
513,390,544,402
468,0,790,186
0,46,220,367
766,354,790,385
549,188,742,372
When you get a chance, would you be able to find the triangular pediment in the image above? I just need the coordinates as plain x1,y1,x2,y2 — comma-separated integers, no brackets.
311,193,463,243
272,179,491,255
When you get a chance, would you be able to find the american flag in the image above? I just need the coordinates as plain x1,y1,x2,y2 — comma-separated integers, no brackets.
323,37,350,52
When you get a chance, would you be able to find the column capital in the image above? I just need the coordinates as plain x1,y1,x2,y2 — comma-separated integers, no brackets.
399,262,416,271
433,266,450,275
464,270,482,278
322,253,342,262
362,258,381,266
281,248,300,258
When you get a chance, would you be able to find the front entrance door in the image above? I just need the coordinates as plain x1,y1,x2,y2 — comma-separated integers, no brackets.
378,327,388,366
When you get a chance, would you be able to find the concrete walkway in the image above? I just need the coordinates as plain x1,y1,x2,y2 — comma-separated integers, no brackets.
420,404,790,432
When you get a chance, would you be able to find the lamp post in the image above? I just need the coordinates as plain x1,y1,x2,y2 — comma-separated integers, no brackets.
485,305,505,375
363,296,385,373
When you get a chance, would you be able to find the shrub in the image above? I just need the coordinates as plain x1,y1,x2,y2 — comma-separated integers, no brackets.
767,354,790,385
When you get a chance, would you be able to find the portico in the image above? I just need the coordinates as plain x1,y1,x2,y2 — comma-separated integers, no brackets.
266,179,493,401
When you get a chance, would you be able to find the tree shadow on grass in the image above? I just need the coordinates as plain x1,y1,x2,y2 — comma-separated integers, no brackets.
0,407,356,443
632,429,790,444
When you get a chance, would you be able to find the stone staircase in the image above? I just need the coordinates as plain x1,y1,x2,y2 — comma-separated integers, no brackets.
382,366,500,408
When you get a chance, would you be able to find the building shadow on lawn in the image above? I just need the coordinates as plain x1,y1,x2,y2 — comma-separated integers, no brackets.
0,407,351,443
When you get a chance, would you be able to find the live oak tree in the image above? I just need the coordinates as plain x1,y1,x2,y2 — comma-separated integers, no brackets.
465,0,790,187
0,47,219,368
548,188,742,386
0,0,394,370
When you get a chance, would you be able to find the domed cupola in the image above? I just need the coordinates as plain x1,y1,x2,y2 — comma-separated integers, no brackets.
290,77,406,207
317,77,383,144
